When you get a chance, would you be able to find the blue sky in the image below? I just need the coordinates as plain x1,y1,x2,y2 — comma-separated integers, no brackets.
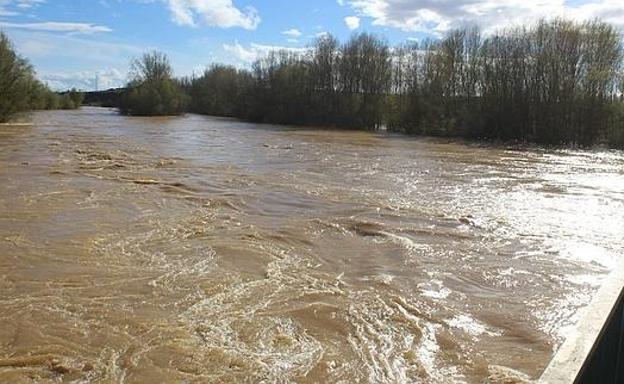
0,0,623,91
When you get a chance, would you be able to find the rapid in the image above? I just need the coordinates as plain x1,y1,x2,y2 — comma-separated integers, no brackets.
1,107,623,383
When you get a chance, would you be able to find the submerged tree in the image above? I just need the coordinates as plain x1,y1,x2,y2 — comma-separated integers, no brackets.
390,19,624,146
120,52,187,116
123,20,624,148
184,64,254,118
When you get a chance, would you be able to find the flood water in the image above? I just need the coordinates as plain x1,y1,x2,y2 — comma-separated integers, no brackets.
1,107,623,383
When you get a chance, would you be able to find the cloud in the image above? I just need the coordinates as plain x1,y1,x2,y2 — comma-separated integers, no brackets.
222,41,256,62
222,41,307,63
14,0,45,8
0,8,17,15
2,28,148,90
0,0,45,8
565,0,624,29
282,28,302,37
8,30,143,65
165,0,260,30
41,68,126,91
0,0,45,15
344,0,624,35
344,15,360,30
0,21,112,34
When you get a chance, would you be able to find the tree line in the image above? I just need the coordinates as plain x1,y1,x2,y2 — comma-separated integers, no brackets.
0,32,83,123
121,19,624,148
3,20,623,147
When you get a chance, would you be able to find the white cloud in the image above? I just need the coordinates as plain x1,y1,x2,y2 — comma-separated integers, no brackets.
222,41,257,62
3,29,148,90
344,0,624,35
14,0,45,8
344,15,360,30
41,68,126,91
282,28,302,37
222,41,307,63
0,0,45,8
8,30,143,64
165,0,260,30
566,0,624,29
0,0,44,15
0,8,17,15
0,21,112,34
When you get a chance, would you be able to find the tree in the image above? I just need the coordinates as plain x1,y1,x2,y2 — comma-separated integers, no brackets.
0,32,83,121
119,52,187,116
171,20,624,147
0,32,36,122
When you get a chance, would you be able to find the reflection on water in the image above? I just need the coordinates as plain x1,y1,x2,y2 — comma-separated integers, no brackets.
0,107,623,383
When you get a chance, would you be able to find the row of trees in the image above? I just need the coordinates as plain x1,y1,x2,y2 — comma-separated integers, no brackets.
178,33,392,130
0,32,82,123
121,19,624,147
390,20,624,146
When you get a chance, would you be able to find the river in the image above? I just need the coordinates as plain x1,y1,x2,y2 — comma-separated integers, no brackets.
1,107,623,383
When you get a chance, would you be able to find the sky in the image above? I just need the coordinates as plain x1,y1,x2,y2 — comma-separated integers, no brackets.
0,0,623,91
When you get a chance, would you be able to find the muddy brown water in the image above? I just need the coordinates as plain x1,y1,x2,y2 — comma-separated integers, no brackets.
1,107,623,383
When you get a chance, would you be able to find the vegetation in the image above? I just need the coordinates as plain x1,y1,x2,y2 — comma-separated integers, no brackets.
5,19,624,148
119,52,187,116
0,32,82,123
183,64,253,118
83,88,125,108
179,19,624,148
390,20,624,146
1,32,35,122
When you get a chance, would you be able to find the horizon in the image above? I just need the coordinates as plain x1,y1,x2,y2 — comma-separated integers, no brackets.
1,0,623,91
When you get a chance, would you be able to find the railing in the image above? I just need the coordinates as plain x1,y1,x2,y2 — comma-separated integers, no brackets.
539,268,624,383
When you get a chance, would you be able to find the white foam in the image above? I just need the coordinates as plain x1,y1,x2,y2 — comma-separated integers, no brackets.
419,280,451,300
446,314,498,337
559,242,616,270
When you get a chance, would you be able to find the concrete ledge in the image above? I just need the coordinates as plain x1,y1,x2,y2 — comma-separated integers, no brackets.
539,268,624,383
